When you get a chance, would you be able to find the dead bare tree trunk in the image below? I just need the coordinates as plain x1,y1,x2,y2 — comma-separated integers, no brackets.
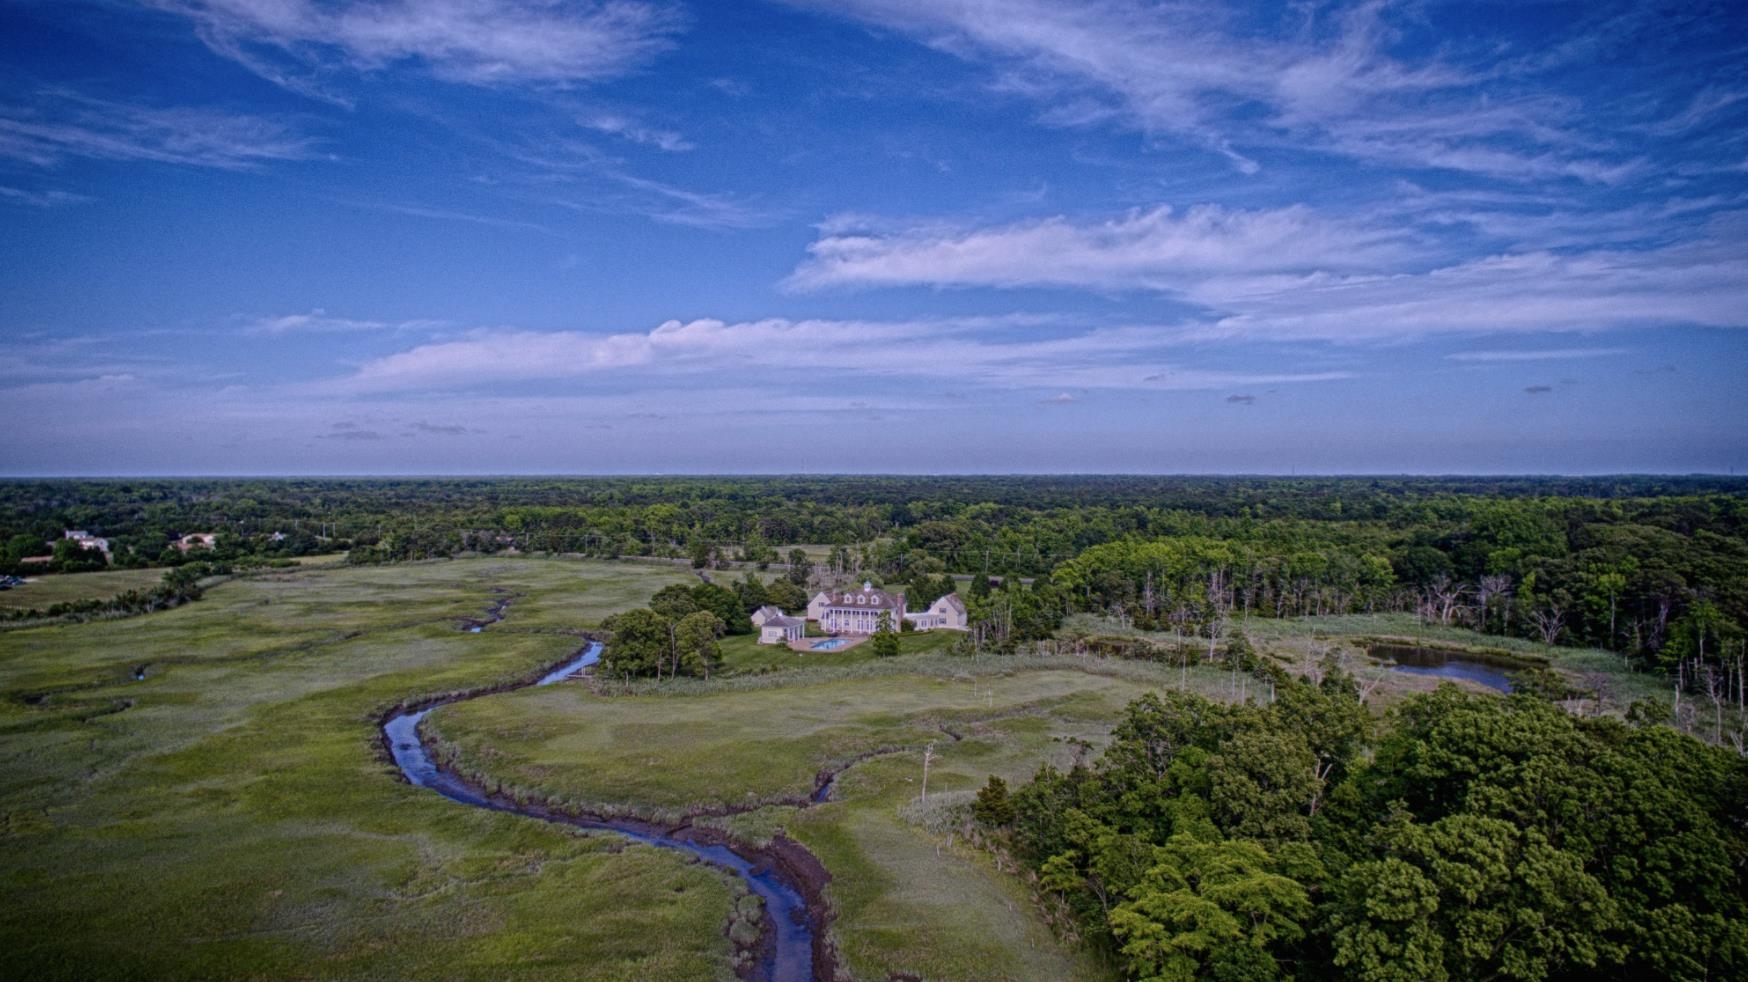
1530,605,1566,646
920,741,936,802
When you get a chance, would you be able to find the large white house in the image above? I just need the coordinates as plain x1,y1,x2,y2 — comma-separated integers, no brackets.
812,582,905,635
904,593,969,631
806,583,970,635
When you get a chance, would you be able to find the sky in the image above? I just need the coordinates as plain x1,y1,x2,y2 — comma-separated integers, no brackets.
1,0,1745,476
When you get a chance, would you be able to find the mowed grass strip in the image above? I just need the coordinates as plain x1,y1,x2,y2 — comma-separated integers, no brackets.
714,627,958,677
0,557,738,980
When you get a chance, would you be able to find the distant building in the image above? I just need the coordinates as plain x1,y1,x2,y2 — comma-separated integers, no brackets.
815,582,906,635
62,530,110,555
758,614,807,645
750,604,784,628
174,533,218,552
905,593,969,631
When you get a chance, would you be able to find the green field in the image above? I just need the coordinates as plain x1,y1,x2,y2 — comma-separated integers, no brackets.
427,652,1258,980
3,553,1675,981
0,568,170,610
0,555,349,613
0,557,743,980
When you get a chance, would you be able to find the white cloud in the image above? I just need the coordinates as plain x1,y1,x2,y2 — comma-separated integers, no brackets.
244,310,410,335
1446,347,1630,363
580,113,693,151
149,0,686,89
1191,235,1748,341
788,0,1627,181
0,186,93,207
786,204,1412,292
786,199,1748,341
326,315,1355,395
479,135,772,228
0,90,319,170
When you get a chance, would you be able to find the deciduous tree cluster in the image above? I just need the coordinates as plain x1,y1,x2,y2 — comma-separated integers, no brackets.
991,674,1747,981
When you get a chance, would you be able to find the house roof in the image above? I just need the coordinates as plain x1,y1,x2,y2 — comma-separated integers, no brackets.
932,593,967,613
820,583,905,611
765,616,805,629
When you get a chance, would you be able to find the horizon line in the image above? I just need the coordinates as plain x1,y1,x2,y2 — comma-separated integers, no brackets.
0,471,1743,481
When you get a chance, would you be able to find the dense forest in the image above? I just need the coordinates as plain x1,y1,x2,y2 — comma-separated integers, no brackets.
983,673,1747,981
3,475,1745,697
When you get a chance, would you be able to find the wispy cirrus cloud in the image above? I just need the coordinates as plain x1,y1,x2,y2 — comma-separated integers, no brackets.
0,89,320,170
1191,230,1748,342
243,309,442,335
787,204,1413,292
325,314,1354,396
480,135,774,228
0,185,93,207
786,199,1748,342
580,112,693,151
786,0,1637,182
146,0,687,90
1447,347,1630,363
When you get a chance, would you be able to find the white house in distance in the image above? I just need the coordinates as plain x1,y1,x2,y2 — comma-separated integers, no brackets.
61,530,110,557
758,614,807,645
905,593,969,631
752,604,808,645
805,582,971,636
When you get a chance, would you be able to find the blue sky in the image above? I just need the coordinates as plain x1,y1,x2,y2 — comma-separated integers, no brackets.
2,0,1745,475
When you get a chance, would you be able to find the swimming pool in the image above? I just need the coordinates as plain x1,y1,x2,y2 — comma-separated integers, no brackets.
809,638,851,651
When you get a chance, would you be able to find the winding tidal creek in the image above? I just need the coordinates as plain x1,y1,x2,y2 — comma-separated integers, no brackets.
381,641,822,982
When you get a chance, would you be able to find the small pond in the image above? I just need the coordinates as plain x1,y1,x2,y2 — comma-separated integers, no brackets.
1370,643,1516,693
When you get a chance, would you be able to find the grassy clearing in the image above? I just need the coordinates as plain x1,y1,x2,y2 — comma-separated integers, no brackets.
0,557,734,980
0,568,169,610
1240,612,1670,709
1064,610,1669,711
431,654,1242,980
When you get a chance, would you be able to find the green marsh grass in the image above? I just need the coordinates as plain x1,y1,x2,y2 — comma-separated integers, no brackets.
1,557,737,980
430,654,1243,980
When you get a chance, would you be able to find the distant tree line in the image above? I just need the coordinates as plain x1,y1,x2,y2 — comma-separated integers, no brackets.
4,477,1744,691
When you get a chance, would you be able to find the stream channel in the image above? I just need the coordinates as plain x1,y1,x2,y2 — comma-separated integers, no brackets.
382,640,818,982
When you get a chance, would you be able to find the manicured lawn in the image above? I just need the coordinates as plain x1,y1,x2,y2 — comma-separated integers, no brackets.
0,557,734,980
717,627,957,676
